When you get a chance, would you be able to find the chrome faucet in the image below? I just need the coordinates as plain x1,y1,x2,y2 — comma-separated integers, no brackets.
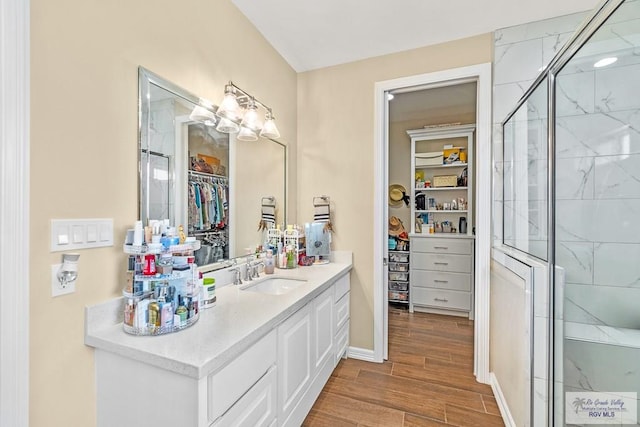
244,259,253,282
251,261,263,279
229,267,242,285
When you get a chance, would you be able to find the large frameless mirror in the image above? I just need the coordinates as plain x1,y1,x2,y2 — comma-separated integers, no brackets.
138,67,286,270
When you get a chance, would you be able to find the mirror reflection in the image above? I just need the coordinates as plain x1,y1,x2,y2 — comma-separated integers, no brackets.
138,68,286,269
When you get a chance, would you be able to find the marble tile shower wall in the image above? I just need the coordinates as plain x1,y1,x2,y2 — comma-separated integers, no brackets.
494,1,640,329
555,3,640,329
493,11,588,245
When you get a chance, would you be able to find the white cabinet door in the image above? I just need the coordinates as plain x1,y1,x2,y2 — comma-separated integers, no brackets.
277,303,313,423
313,286,334,371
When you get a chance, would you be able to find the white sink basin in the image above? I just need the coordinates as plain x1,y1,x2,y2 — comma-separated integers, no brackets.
240,277,307,295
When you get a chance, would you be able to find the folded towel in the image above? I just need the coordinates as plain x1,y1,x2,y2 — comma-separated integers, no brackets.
313,204,330,223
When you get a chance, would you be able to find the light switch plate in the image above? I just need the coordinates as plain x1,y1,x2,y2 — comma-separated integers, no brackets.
51,219,114,252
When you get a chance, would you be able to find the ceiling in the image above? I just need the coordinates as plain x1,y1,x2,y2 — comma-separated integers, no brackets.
231,0,598,72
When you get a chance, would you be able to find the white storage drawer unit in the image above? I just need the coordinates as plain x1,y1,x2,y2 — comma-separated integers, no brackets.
410,236,474,318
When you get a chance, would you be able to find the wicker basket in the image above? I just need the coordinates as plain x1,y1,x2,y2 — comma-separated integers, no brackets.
433,175,458,187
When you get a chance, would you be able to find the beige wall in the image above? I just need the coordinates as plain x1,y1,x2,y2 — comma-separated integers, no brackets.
297,34,492,350
30,0,296,425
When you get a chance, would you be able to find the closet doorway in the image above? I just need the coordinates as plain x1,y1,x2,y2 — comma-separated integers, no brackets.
373,64,492,383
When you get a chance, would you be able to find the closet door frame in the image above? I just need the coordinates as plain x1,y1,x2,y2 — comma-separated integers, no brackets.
0,0,30,425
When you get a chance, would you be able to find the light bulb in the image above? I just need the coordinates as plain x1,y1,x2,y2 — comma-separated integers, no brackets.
217,84,241,121
240,99,263,132
216,117,239,133
260,111,280,139
237,126,258,142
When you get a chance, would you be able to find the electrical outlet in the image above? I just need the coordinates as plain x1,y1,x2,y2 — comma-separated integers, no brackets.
51,263,75,297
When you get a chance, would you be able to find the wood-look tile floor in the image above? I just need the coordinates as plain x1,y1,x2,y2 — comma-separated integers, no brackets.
303,306,504,427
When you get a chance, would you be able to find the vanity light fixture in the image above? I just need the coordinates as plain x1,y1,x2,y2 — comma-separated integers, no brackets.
215,81,280,140
594,57,617,68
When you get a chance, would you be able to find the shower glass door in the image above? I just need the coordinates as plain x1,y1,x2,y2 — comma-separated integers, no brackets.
554,0,640,424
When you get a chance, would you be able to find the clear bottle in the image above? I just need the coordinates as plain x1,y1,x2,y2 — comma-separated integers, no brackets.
264,250,275,274
124,299,135,327
175,296,188,326
148,297,160,329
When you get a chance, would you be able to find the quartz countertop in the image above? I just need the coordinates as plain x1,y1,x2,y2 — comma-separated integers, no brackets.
85,252,352,380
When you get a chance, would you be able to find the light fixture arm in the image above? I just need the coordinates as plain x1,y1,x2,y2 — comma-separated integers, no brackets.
227,81,275,118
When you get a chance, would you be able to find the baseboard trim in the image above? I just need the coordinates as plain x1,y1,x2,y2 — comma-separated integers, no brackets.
347,346,377,362
489,372,516,427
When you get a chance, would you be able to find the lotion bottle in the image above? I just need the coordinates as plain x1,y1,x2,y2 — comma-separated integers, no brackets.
264,250,275,274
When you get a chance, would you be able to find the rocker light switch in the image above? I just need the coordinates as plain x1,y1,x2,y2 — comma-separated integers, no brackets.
51,219,114,252
72,225,84,243
86,224,98,242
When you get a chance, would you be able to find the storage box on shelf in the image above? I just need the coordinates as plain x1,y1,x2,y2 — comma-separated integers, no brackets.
122,239,201,336
408,124,474,236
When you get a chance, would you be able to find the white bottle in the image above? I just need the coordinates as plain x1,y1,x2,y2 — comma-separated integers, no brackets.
264,250,275,274
133,220,144,246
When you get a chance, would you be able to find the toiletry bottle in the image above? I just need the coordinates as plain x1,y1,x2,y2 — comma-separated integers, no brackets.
124,299,135,327
133,220,144,246
159,289,173,330
202,278,216,308
143,254,156,276
264,250,275,274
175,296,188,325
286,245,295,269
136,299,150,331
148,293,160,329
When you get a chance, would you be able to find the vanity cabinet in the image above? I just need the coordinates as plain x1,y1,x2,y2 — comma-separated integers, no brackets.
278,285,334,427
333,273,350,365
410,235,474,318
92,270,351,427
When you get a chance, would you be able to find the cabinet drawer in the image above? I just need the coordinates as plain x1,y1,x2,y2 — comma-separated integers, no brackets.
411,270,471,292
389,251,409,263
412,253,471,273
335,292,350,331
412,288,471,311
208,330,277,423
333,273,350,301
389,290,409,301
212,366,277,427
389,262,409,272
335,322,349,366
411,237,472,255
389,281,409,292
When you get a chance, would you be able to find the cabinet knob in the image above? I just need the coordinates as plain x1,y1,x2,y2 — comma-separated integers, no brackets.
433,279,448,283
434,262,449,266
434,246,448,250
434,298,449,302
